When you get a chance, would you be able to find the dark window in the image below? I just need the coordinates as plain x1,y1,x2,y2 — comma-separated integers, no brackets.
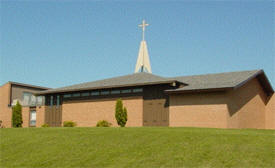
133,88,143,93
72,93,80,97
81,92,90,97
121,89,131,93
64,94,71,98
91,91,99,96
56,95,60,106
111,90,120,94
101,90,110,95
50,96,53,106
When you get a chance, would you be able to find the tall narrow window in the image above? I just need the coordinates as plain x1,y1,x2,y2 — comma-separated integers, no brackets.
23,92,31,105
57,95,60,106
30,110,36,127
30,95,36,106
50,96,53,107
37,96,43,105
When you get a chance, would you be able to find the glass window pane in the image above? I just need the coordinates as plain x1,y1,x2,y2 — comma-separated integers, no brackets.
37,96,43,105
133,88,143,93
23,92,31,105
91,91,99,96
30,111,36,120
30,111,36,126
64,94,71,98
72,93,80,97
111,90,120,94
81,92,89,96
30,120,36,126
50,96,53,106
30,95,36,105
121,89,131,93
101,90,109,95
57,95,60,106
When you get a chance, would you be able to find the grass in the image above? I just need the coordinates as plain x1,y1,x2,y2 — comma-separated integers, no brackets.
0,127,274,168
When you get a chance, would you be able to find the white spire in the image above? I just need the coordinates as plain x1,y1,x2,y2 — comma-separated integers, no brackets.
135,20,152,73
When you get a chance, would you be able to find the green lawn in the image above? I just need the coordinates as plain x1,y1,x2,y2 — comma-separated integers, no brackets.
0,127,274,168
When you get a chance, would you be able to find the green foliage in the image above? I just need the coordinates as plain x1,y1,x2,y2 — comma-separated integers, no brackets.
123,107,128,126
63,121,76,127
0,120,3,128
115,99,128,127
12,101,23,128
41,124,49,127
96,120,112,127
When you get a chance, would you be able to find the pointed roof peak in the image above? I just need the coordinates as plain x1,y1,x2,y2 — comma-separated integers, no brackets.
135,22,152,73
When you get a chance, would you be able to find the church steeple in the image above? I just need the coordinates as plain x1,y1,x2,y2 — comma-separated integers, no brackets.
135,20,152,73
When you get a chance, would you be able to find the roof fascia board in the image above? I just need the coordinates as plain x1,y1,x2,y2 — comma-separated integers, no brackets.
165,87,231,94
9,81,50,90
36,80,179,95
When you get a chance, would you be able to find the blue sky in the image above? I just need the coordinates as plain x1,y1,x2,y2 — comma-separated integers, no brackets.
1,1,274,88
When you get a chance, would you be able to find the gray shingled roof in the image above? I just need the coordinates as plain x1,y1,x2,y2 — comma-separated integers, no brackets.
37,72,177,94
166,69,267,92
37,69,273,95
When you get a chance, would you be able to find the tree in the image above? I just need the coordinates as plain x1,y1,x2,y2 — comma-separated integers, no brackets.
12,101,23,127
122,107,128,127
115,99,128,127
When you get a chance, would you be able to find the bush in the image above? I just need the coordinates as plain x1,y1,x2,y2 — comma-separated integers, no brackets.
63,121,76,127
0,120,3,128
115,99,128,127
96,120,112,127
12,101,23,128
41,124,49,127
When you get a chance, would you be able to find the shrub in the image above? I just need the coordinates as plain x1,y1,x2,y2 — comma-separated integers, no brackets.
41,124,49,127
115,99,128,127
12,101,23,128
96,120,112,127
63,121,76,127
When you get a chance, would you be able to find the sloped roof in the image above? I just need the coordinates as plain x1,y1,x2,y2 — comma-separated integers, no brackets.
37,72,177,94
166,69,274,94
6,81,50,90
36,69,274,95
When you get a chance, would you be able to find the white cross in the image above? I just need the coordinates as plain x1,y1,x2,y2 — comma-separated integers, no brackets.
138,20,149,41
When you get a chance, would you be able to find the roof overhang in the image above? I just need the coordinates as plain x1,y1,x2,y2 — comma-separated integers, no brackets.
35,80,182,95
8,81,50,90
165,69,274,96
165,87,232,94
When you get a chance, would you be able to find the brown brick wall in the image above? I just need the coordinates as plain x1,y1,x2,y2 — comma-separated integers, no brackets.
0,83,12,128
227,78,267,129
169,78,271,129
62,97,143,127
265,94,275,129
169,92,228,128
36,106,46,127
22,107,29,128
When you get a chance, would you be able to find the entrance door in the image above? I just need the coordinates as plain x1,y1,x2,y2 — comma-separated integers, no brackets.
45,95,62,127
143,99,169,126
45,106,62,127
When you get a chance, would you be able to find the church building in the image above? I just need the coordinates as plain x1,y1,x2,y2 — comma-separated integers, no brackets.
0,20,274,129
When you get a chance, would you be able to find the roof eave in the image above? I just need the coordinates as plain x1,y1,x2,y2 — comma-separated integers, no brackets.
36,80,179,95
8,81,50,90
233,69,274,96
165,87,232,94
